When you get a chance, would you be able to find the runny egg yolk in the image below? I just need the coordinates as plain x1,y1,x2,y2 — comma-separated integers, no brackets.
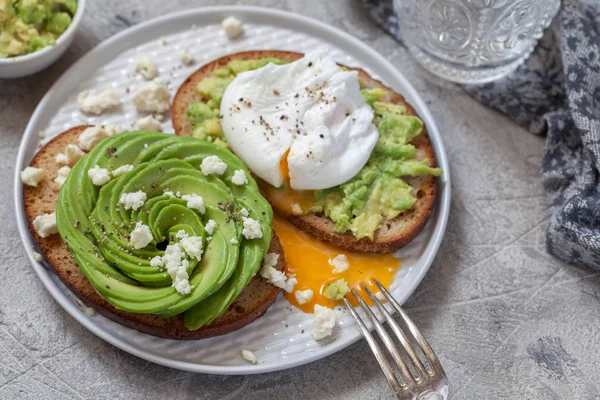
273,217,401,313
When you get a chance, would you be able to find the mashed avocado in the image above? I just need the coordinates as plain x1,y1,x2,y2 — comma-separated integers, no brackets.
0,0,77,58
187,60,442,240
324,278,349,301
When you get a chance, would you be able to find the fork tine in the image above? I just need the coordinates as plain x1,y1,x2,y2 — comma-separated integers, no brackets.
343,298,404,396
350,289,416,386
373,279,445,375
362,284,429,379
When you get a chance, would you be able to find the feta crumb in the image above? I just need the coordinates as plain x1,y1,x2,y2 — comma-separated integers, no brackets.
163,190,175,198
54,166,71,188
150,256,163,268
119,190,147,211
132,78,170,113
230,237,238,245
180,236,204,260
175,230,188,240
32,251,43,262
241,349,257,364
84,307,96,317
264,253,279,268
285,276,298,293
375,292,386,302
181,193,205,214
33,212,57,238
239,207,249,217
56,144,85,166
206,236,212,242
78,88,120,115
38,130,45,138
231,169,248,185
295,289,314,305
204,219,217,235
162,243,193,295
21,167,45,187
129,222,153,249
87,165,110,186
329,254,350,273
242,217,262,240
312,304,336,341
222,16,243,39
78,125,109,151
260,265,287,290
135,115,163,132
291,203,303,215
200,155,227,176
104,125,123,136
135,57,158,80
111,164,134,177
180,48,194,65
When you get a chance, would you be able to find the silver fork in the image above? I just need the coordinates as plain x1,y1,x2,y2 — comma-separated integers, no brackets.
343,279,448,400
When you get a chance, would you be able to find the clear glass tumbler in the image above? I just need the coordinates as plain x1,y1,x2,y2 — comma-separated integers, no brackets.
393,0,561,84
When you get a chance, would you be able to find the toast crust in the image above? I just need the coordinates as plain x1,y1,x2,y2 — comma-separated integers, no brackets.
172,50,438,254
23,126,285,340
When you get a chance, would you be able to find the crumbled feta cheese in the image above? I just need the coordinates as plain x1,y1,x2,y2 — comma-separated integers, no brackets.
32,251,43,262
204,219,216,235
87,165,110,186
104,125,123,136
295,289,314,305
329,254,350,273
175,230,188,240
181,193,205,214
38,130,45,138
240,207,249,217
222,16,243,39
56,144,85,166
241,349,257,364
150,256,163,268
242,217,262,240
180,236,203,260
291,203,303,215
119,190,147,211
54,166,71,188
84,307,96,317
163,190,175,198
111,164,134,177
33,212,57,238
135,115,162,131
312,305,336,341
135,57,158,80
375,292,386,302
132,78,170,113
285,276,298,293
78,125,109,151
230,237,238,245
206,236,212,242
78,88,120,115
20,167,44,187
231,169,248,185
162,243,193,295
129,222,153,249
180,48,194,65
260,264,287,290
200,155,227,176
264,253,279,268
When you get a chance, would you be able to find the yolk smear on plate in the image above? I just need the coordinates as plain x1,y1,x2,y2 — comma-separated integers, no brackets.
273,216,401,313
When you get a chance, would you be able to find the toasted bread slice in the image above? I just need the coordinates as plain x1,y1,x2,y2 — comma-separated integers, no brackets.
23,126,285,340
172,51,438,254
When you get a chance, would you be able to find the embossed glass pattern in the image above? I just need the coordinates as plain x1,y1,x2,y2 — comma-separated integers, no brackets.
394,0,560,83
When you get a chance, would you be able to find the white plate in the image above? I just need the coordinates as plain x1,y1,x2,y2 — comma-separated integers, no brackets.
14,6,451,375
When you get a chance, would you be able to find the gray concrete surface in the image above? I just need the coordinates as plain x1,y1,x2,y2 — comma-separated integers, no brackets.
1,1,599,399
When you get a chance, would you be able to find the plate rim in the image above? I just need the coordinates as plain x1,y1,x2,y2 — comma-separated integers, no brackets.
13,5,451,375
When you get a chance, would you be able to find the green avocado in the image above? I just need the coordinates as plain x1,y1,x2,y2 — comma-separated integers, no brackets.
324,279,349,301
0,0,77,58
56,131,273,330
185,59,443,240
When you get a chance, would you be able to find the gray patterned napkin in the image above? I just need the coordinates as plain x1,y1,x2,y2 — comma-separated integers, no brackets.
363,0,600,271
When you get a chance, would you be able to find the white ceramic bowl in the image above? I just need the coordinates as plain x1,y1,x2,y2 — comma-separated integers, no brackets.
0,0,86,79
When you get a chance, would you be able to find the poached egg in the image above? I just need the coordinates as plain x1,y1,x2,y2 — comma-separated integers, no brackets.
220,52,378,190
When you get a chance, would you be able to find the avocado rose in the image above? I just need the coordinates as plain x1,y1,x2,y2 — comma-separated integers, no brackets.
56,131,273,330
